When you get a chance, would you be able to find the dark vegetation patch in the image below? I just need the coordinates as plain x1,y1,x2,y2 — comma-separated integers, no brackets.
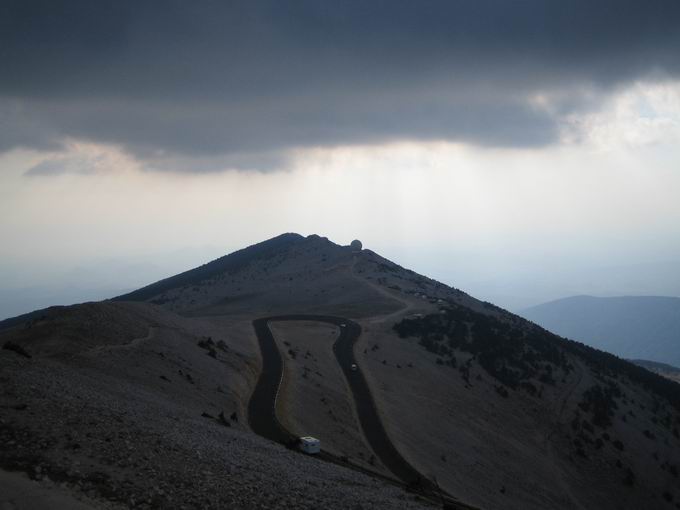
623,467,636,487
578,383,622,428
198,337,216,355
2,341,31,358
394,305,570,391
394,304,680,412
197,337,228,358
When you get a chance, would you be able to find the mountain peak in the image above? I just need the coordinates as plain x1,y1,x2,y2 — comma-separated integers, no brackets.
113,232,306,303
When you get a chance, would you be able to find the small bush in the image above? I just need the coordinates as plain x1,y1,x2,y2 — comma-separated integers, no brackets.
578,384,621,428
2,341,31,359
623,468,635,487
218,411,231,427
495,385,509,398
198,337,215,350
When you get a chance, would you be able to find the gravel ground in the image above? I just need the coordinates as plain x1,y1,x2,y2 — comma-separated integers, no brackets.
0,328,431,510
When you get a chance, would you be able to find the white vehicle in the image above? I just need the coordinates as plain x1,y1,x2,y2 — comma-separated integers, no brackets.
351,363,358,372
299,436,321,454
340,323,346,328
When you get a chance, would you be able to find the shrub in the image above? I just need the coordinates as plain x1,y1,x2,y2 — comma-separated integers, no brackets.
198,337,215,350
578,384,621,428
218,411,231,427
2,341,31,359
623,468,635,487
495,385,509,398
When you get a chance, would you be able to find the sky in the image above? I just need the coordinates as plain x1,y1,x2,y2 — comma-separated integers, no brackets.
1,1,680,319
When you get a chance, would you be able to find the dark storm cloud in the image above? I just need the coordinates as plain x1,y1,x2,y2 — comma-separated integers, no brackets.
2,0,680,170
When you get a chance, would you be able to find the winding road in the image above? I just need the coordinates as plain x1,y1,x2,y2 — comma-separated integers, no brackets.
247,314,425,486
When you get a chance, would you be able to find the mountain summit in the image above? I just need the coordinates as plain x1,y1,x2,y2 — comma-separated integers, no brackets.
113,233,471,318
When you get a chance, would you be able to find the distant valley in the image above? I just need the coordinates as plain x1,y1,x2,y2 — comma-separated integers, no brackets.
520,295,680,367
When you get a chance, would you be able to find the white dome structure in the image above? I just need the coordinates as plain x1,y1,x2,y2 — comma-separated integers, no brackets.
350,239,363,252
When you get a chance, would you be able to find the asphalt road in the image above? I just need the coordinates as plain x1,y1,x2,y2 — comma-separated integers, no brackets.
247,314,425,486
247,317,297,445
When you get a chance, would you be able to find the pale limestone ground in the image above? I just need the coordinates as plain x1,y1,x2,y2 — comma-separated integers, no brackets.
269,321,389,475
0,302,428,509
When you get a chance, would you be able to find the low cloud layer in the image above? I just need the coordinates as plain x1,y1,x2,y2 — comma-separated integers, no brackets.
2,0,680,171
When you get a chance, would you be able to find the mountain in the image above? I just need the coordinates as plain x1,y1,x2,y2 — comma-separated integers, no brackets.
632,359,680,384
2,234,680,510
113,233,306,304
520,295,680,367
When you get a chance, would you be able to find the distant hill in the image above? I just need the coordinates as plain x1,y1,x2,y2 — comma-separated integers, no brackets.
632,359,680,384
520,295,680,366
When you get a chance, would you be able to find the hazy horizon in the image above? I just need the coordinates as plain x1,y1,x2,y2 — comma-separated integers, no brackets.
1,230,679,320
2,1,680,319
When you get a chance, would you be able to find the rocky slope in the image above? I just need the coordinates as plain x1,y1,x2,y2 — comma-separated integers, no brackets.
2,233,680,509
0,301,424,509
